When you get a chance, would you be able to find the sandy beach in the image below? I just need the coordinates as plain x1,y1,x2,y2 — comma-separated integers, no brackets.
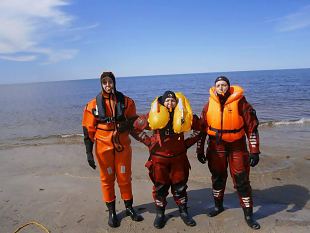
0,127,309,233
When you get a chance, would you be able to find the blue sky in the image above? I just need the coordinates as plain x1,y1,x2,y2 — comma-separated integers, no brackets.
0,0,310,84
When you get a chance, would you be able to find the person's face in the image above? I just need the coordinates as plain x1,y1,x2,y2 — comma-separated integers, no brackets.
215,80,229,95
101,76,114,93
164,97,177,110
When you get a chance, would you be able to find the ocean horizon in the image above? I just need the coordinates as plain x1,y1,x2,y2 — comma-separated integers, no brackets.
0,68,309,143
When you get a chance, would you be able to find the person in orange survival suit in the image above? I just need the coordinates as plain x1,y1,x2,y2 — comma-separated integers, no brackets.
82,72,143,228
196,76,261,230
132,90,202,229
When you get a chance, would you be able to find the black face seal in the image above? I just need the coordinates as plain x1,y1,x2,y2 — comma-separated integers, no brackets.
100,71,116,92
215,76,230,87
162,90,176,102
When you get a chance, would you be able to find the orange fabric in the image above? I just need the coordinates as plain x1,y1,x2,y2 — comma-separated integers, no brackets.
95,140,133,202
206,85,245,142
82,92,137,202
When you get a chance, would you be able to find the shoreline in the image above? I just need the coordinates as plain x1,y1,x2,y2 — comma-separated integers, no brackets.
0,130,309,233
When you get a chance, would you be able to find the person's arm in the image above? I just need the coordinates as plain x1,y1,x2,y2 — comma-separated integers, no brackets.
239,97,260,167
196,103,209,164
131,113,153,145
82,100,97,169
184,114,203,149
116,96,139,132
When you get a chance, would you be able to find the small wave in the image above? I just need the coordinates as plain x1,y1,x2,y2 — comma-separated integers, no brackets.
260,118,310,127
61,133,83,138
17,133,83,141
0,133,83,150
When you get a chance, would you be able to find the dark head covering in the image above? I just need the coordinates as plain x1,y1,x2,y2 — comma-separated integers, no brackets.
100,71,116,92
158,90,177,105
162,90,176,102
214,76,230,87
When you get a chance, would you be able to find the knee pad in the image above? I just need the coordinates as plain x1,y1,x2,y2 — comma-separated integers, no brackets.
155,183,169,198
172,181,188,195
212,174,226,190
234,171,251,197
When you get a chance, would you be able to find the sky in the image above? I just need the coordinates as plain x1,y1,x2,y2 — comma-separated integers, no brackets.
0,0,310,84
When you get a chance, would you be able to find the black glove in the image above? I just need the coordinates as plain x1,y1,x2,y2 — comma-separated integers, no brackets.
197,153,207,164
117,120,130,132
87,152,96,170
249,153,259,167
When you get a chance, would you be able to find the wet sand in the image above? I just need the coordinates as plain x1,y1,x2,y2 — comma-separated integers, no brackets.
0,129,309,233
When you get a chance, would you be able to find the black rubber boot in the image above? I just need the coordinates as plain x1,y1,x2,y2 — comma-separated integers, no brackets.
207,199,224,217
106,201,120,228
243,207,260,230
124,199,144,222
178,204,196,226
153,207,166,229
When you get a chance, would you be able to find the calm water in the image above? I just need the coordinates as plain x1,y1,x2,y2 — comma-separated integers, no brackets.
0,68,310,142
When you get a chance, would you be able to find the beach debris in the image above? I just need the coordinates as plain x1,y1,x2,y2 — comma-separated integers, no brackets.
272,177,282,181
13,221,50,233
77,215,85,223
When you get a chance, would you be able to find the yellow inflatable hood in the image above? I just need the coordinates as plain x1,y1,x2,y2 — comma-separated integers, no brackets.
148,92,193,133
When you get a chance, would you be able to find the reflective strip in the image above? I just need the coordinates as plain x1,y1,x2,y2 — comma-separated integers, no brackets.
155,200,164,207
94,105,99,116
242,197,251,208
139,132,147,140
107,167,113,175
213,189,222,198
120,165,126,174
178,197,186,204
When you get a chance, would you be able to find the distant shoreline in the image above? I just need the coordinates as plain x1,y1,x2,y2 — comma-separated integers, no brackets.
1,67,310,85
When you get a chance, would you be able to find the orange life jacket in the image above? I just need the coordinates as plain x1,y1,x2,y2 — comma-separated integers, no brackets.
206,85,245,142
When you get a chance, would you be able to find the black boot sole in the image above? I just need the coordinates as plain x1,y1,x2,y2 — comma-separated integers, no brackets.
126,210,144,222
154,216,166,229
206,207,224,217
245,219,260,230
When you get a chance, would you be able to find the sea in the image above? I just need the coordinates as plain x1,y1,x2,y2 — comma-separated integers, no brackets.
0,68,309,148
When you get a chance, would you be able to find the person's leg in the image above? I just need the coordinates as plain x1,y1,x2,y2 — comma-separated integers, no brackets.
229,139,260,229
206,139,228,217
153,183,169,228
115,146,143,221
95,141,119,227
171,155,196,226
151,156,171,228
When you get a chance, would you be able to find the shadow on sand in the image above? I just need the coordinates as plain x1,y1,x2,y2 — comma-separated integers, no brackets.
118,184,309,223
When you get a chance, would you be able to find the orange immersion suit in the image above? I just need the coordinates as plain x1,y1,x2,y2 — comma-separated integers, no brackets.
82,91,137,203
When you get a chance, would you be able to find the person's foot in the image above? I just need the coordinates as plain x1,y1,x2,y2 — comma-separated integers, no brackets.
124,199,144,222
243,207,260,230
106,201,120,228
206,205,224,217
153,207,166,229
125,207,144,221
178,205,196,226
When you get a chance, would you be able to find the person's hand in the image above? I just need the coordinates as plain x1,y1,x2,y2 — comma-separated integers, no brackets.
249,153,259,167
133,116,148,131
147,136,158,153
87,152,96,170
117,120,130,132
197,153,207,164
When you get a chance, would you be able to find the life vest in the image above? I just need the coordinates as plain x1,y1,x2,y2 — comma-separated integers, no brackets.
148,92,193,133
206,85,245,142
94,91,126,123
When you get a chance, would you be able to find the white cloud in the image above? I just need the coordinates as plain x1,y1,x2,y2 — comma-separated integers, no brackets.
32,47,78,64
0,55,37,62
0,0,79,63
272,5,310,32
66,23,99,32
